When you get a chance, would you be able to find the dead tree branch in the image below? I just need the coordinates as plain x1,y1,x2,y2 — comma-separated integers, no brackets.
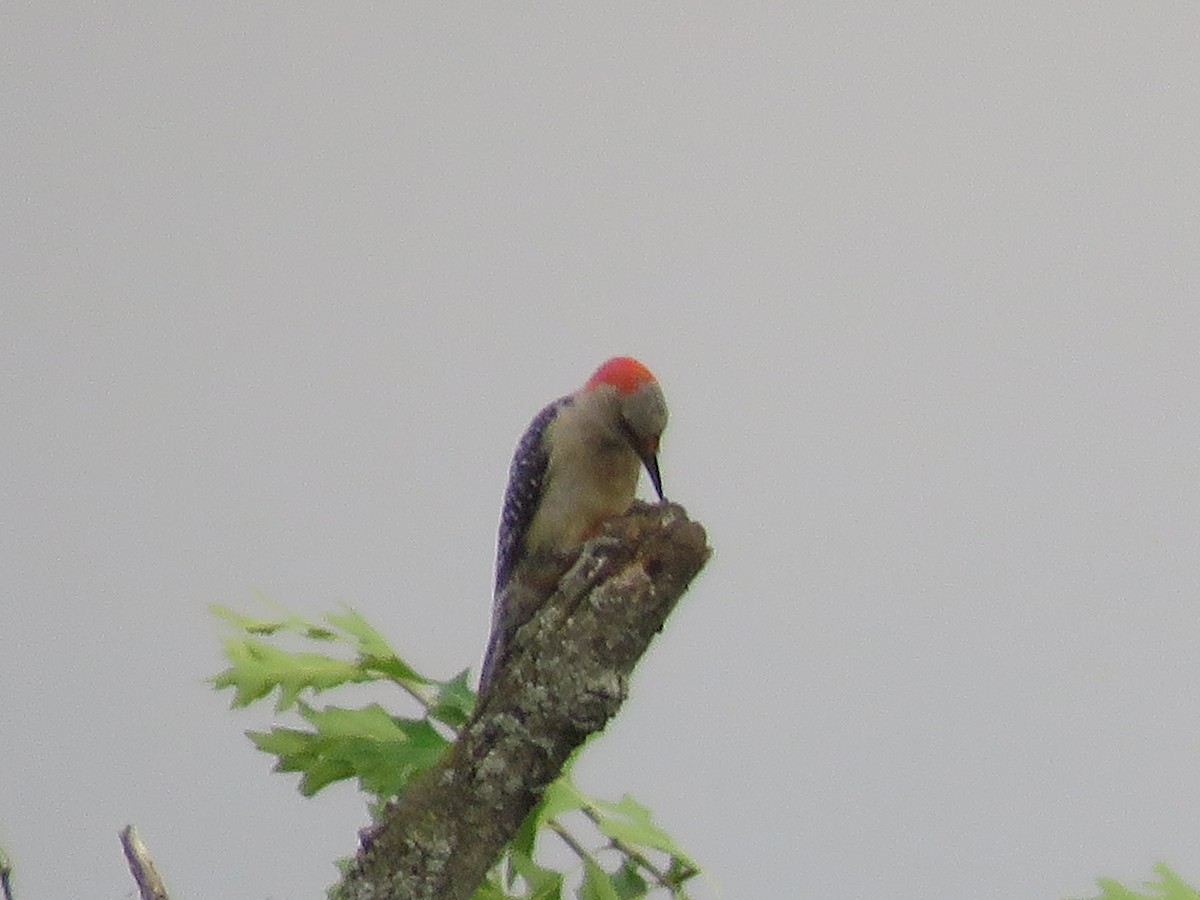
335,501,710,900
119,825,170,900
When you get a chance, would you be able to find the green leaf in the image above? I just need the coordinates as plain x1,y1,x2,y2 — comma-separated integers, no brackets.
426,669,477,728
509,803,541,865
510,773,588,864
249,704,448,798
1074,865,1200,900
607,860,648,900
539,777,589,822
211,600,338,641
324,606,435,688
509,848,564,899
478,850,563,900
326,607,401,660
519,752,588,842
300,702,408,740
578,860,619,900
472,879,512,900
1087,880,1152,900
589,795,694,869
210,603,287,635
212,637,372,710
1152,864,1200,900
248,726,352,794
311,704,448,797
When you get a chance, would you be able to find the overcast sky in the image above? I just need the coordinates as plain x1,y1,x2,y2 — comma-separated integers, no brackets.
3,5,1199,899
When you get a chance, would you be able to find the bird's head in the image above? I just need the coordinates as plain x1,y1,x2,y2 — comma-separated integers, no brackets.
585,356,668,500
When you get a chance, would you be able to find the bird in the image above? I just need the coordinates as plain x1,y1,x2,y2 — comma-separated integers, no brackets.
478,356,668,694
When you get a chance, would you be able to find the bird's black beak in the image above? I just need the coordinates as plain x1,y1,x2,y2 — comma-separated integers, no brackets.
642,451,664,501
620,419,665,501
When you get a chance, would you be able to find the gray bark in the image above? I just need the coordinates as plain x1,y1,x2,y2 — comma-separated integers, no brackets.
334,500,710,900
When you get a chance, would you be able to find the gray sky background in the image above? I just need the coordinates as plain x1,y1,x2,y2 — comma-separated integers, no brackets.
3,5,1199,898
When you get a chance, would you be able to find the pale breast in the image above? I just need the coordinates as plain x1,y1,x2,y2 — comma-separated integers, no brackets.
523,414,640,555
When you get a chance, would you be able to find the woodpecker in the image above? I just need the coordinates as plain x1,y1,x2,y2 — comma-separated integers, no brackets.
479,356,668,693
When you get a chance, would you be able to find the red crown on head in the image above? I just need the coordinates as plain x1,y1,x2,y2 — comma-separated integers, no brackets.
585,357,657,395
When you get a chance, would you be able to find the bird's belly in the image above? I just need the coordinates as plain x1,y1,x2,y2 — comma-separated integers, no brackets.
524,459,638,555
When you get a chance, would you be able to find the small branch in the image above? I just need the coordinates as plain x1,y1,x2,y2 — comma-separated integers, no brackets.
547,813,684,894
1,846,13,900
546,818,596,865
394,677,437,711
335,501,710,900
577,805,677,889
119,825,170,900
